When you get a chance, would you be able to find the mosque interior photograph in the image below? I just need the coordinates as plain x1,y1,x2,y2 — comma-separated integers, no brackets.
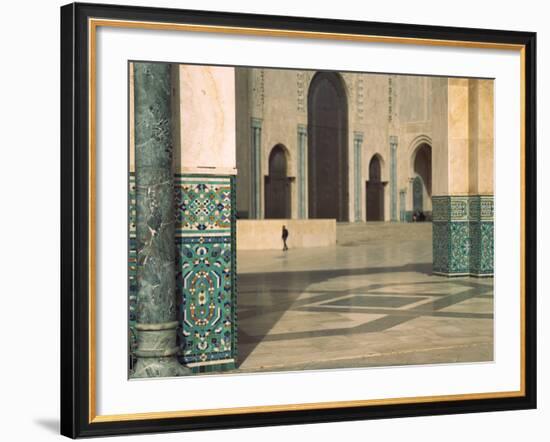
128,61,494,378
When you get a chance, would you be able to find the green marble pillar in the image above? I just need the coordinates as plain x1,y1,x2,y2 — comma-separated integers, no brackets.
132,63,190,378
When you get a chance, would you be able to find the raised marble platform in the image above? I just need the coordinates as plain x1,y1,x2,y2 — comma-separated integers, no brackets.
237,219,336,250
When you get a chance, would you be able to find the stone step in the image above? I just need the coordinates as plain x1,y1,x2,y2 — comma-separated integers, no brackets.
336,222,432,245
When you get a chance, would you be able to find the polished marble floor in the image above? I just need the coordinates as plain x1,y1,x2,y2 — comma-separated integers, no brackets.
232,223,493,373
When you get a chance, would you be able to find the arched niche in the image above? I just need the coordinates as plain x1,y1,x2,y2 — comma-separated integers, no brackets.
265,144,291,219
411,142,433,219
366,154,385,221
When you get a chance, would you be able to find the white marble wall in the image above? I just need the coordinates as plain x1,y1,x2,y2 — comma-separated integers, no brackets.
431,78,494,196
175,65,237,175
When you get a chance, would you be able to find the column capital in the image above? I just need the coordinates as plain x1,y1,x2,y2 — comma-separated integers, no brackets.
251,117,263,129
389,135,398,145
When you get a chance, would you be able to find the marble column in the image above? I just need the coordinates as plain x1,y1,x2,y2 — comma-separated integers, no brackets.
468,80,494,276
390,135,398,222
399,189,406,222
297,124,307,219
404,177,415,222
431,78,470,276
132,62,190,378
354,132,364,222
251,118,263,219
431,78,494,277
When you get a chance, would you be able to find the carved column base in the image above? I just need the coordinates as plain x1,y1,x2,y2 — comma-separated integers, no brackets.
132,356,191,379
131,321,191,378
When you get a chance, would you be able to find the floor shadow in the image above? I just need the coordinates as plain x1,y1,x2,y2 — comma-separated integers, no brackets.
236,261,435,366
34,418,59,434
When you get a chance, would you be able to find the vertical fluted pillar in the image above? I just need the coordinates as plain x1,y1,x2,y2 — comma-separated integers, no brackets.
354,132,364,222
251,118,262,219
297,124,307,219
132,62,190,378
390,135,398,222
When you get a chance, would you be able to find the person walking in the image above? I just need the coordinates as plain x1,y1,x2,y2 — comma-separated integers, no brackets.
282,225,289,251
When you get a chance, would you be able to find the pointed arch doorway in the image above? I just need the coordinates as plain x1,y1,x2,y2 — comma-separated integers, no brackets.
265,144,291,219
307,72,349,221
366,155,385,221
412,142,432,218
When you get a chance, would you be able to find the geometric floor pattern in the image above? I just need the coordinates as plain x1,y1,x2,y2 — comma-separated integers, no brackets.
233,223,493,373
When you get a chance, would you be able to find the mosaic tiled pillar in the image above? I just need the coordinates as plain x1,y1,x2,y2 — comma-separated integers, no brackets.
432,196,470,275
131,63,190,378
251,118,262,219
128,175,137,368
469,196,494,276
390,135,398,222
175,175,237,373
297,124,307,219
432,195,494,277
354,132,364,222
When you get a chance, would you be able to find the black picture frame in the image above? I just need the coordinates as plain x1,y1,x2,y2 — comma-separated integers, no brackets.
60,2,537,438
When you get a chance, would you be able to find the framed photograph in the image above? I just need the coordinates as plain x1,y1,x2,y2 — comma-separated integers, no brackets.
60,2,537,438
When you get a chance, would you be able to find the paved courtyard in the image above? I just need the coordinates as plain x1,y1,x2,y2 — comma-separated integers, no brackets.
232,223,493,373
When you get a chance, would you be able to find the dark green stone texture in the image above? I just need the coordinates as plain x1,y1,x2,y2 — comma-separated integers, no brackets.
132,62,189,378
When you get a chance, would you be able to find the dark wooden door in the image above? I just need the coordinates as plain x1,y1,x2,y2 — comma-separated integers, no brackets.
265,145,290,219
366,184,384,221
308,72,348,221
366,156,384,221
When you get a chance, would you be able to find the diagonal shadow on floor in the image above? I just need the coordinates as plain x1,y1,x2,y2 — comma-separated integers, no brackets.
236,261,492,366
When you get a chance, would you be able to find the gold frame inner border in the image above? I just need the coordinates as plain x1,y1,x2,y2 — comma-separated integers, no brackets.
87,17,527,424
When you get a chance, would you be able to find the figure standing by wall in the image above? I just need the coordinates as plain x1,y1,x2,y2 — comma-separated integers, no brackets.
282,225,289,251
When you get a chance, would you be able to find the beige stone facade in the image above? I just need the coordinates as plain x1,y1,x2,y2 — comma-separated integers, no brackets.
128,62,495,274
234,68,494,222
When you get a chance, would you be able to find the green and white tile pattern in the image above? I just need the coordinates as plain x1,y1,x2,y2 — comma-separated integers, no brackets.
432,195,494,277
